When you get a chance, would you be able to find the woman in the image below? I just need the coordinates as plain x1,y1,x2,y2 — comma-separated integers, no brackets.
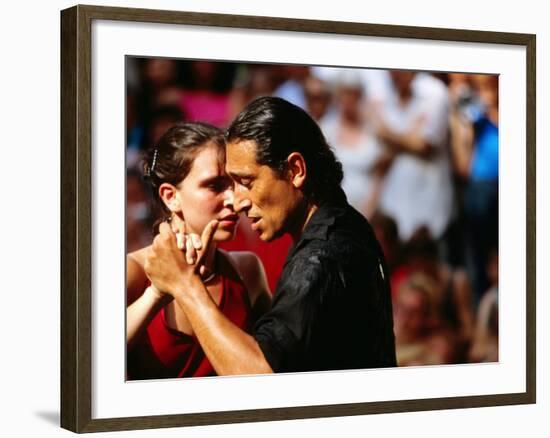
126,122,271,380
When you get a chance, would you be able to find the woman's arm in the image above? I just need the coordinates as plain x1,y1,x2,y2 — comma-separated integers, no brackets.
144,223,274,375
126,251,172,349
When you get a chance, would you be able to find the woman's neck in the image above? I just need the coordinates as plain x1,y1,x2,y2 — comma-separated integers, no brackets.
202,242,218,272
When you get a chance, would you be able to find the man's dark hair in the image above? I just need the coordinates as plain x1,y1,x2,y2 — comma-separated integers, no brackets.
226,96,344,204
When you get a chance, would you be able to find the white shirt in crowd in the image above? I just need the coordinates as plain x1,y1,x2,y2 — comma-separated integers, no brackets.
378,73,454,241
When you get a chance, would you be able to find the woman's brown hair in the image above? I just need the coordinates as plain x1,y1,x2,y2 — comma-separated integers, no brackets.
142,122,225,232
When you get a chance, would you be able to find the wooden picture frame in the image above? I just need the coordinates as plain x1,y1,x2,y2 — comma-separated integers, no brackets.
60,4,536,433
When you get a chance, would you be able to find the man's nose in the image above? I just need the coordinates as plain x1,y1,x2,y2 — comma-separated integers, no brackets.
223,189,235,209
233,185,251,213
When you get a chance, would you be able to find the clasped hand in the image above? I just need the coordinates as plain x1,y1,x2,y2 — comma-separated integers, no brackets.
144,219,219,297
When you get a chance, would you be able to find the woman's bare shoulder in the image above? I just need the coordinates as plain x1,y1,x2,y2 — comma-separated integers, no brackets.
222,250,261,278
127,246,151,304
222,250,270,303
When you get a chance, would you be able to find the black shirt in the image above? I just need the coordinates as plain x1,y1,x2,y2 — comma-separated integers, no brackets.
253,194,397,373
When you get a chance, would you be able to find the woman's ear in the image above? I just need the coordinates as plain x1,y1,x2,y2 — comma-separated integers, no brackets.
158,183,181,213
286,152,307,189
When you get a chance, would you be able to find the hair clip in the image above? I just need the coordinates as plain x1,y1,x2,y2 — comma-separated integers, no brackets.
150,148,159,173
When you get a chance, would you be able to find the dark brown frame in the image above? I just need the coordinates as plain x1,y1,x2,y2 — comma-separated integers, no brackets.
60,4,536,433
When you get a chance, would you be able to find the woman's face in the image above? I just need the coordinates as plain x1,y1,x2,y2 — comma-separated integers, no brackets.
175,143,239,241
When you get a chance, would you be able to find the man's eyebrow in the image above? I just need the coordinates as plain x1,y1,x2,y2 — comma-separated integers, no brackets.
227,170,253,179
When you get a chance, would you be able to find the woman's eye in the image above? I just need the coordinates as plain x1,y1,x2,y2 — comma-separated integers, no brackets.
207,177,233,192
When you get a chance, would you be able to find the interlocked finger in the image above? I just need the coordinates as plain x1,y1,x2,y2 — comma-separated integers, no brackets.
185,234,197,264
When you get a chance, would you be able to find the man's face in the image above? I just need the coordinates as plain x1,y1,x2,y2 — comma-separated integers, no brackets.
226,140,301,242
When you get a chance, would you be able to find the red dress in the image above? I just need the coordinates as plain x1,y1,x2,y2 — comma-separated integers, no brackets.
127,273,251,380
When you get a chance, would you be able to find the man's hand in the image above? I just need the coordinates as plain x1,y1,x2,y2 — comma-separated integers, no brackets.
144,222,188,296
144,219,272,376
144,220,219,296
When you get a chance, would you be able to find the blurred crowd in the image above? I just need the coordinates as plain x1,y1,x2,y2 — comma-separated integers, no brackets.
126,58,499,367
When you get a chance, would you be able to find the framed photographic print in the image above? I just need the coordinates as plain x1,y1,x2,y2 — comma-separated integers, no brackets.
60,4,536,433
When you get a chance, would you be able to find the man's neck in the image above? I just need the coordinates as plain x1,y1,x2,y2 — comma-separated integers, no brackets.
289,201,319,244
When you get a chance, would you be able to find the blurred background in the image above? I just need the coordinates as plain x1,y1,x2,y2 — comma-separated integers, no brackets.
126,57,499,368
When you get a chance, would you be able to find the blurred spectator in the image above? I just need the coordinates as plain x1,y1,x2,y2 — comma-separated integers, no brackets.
229,65,279,118
179,61,237,127
469,249,499,362
143,58,183,105
373,71,454,244
393,273,456,366
370,212,401,272
321,70,384,218
304,74,332,122
392,227,474,360
126,170,153,252
128,105,184,171
126,58,185,156
147,105,185,146
360,68,393,104
274,65,310,109
449,73,499,301
139,58,186,111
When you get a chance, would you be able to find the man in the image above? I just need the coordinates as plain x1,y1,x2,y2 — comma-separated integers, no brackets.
372,71,453,242
145,96,396,374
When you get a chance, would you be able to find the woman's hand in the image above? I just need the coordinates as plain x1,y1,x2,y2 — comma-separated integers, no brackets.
173,220,217,278
172,220,203,265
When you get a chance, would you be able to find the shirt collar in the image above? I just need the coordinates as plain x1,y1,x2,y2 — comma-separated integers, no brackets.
301,201,347,241
287,190,348,258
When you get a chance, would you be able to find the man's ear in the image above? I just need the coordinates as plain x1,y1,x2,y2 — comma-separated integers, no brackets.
286,152,307,189
158,183,181,213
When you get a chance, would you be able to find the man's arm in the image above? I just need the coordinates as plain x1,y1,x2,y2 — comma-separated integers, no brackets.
144,221,273,376
173,275,273,375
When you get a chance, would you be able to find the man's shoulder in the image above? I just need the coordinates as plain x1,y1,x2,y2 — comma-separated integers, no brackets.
290,211,378,266
328,205,379,252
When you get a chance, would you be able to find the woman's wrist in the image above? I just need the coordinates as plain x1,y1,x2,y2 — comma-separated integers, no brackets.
143,285,167,302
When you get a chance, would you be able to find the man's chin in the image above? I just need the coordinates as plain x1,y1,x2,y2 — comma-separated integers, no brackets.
258,228,282,243
254,227,270,242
